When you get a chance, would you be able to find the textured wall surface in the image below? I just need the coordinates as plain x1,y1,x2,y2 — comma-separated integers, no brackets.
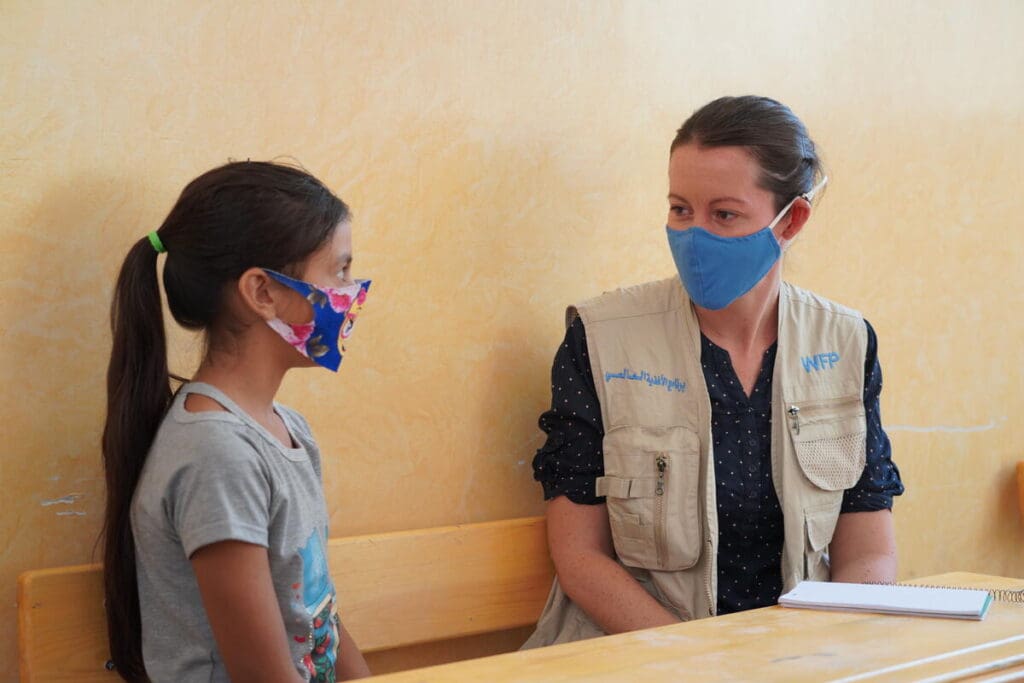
2,1,1022,679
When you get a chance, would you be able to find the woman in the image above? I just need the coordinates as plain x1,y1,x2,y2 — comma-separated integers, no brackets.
525,96,904,646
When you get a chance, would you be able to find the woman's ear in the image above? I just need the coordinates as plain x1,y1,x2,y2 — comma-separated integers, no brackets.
776,197,812,250
236,268,278,321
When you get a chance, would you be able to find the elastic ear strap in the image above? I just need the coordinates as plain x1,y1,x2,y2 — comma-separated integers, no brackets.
767,175,829,230
803,175,829,202
767,195,802,230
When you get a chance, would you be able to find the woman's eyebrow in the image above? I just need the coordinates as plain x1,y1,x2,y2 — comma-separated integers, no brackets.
710,196,749,206
668,193,749,206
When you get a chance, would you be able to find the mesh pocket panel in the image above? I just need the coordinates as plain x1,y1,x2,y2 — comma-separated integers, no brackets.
795,431,866,491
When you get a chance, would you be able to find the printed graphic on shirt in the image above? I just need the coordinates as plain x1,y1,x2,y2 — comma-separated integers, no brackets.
293,529,341,683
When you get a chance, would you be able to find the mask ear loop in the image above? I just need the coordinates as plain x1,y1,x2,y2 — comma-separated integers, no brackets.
804,175,829,202
766,175,829,230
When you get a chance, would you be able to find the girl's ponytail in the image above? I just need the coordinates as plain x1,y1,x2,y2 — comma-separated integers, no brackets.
101,235,170,682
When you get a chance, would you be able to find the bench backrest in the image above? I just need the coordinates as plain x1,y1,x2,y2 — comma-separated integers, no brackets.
18,516,553,682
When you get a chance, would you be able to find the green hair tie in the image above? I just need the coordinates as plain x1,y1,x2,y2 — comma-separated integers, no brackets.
147,231,166,254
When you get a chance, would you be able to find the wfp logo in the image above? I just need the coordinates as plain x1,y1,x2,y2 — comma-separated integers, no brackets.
801,352,840,372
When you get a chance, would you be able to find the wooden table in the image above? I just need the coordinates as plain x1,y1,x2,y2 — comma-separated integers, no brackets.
367,573,1024,682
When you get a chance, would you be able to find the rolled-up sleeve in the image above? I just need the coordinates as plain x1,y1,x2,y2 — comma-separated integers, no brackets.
531,317,607,505
841,319,906,513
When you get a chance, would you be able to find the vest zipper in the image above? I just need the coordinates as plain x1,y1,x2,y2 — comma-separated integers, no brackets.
706,419,716,617
787,405,801,434
655,454,667,567
705,538,715,617
786,395,862,433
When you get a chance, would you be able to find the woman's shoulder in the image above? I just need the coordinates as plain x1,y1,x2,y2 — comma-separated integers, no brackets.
576,276,683,322
782,282,864,320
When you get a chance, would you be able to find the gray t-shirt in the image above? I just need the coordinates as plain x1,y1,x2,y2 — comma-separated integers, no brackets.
131,382,340,683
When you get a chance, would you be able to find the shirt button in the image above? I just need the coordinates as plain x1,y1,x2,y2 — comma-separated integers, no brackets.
747,462,759,474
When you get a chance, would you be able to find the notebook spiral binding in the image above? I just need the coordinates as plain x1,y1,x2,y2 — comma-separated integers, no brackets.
870,582,1024,603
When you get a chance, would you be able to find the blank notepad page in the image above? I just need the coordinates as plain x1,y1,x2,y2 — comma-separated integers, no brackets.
778,581,992,620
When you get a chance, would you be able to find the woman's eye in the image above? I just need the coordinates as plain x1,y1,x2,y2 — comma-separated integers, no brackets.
715,210,738,221
669,205,689,217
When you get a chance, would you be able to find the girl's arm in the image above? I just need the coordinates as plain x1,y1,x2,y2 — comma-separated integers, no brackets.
191,540,307,683
547,495,681,633
336,622,371,679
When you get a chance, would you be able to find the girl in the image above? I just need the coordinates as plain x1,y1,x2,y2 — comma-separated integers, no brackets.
525,96,905,646
102,161,372,682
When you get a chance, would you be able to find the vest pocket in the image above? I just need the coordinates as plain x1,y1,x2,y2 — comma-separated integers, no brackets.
787,395,867,491
597,426,703,572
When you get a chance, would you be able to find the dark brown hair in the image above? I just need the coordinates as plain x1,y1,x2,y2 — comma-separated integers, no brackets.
101,161,349,681
671,96,824,211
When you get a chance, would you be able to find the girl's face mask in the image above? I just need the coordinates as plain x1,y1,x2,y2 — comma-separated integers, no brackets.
263,270,371,372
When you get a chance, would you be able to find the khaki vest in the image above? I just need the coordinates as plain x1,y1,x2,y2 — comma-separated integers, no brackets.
524,278,867,648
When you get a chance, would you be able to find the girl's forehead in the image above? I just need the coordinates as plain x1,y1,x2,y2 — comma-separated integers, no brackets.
328,221,352,251
312,223,352,261
299,223,353,280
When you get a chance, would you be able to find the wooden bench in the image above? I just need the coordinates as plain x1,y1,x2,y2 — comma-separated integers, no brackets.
17,516,554,682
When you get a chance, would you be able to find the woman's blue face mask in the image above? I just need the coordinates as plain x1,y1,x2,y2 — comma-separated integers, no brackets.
666,177,827,310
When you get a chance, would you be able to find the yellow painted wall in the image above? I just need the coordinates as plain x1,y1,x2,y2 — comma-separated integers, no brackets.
2,1,1022,678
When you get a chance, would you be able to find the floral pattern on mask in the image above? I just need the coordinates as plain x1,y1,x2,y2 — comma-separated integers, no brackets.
264,270,371,372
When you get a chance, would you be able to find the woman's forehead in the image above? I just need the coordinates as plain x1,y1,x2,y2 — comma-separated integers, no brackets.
668,144,763,198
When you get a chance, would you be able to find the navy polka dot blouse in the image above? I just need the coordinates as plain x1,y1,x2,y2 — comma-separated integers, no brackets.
532,316,905,615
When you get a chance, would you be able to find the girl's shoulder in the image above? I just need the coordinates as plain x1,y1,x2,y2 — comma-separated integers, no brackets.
274,403,315,441
164,391,265,450
171,383,314,455
148,406,272,484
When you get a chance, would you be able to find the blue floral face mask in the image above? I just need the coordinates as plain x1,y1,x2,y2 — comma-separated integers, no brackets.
264,270,371,372
666,176,827,310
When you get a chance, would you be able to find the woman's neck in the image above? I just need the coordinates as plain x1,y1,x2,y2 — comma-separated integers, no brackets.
694,266,781,354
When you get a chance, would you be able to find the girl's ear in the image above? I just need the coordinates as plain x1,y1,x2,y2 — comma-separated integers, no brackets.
236,268,278,321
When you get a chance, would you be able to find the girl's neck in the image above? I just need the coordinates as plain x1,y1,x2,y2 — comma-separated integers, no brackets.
192,348,288,423
694,266,781,354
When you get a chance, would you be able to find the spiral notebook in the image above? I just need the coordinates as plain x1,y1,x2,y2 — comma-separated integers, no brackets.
778,581,994,620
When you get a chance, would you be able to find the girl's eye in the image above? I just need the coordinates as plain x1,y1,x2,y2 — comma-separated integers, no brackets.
714,210,738,221
669,205,689,217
